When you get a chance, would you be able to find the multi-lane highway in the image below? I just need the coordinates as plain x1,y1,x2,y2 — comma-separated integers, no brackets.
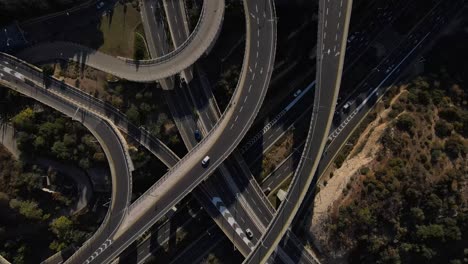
3,0,458,263
157,3,319,262
140,0,174,90
242,0,433,194
64,0,277,263
0,53,132,264
163,0,194,83
244,0,353,262
15,0,224,82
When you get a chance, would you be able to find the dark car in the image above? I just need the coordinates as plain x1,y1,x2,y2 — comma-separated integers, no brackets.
194,129,202,141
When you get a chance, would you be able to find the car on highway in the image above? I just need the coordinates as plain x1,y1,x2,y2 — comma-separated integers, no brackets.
343,102,351,112
96,1,104,9
246,228,254,239
201,156,210,167
194,129,202,142
293,89,302,97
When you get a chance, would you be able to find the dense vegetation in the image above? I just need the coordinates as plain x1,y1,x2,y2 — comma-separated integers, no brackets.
326,25,468,264
0,91,108,262
0,0,85,25
0,146,92,263
103,79,182,151
12,107,107,169
133,32,147,60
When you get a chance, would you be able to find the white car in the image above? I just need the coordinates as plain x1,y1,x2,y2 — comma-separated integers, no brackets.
293,89,302,97
343,102,351,112
201,156,210,167
245,228,254,239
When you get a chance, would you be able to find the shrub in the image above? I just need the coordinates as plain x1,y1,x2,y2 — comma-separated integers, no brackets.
444,136,465,159
435,120,453,138
396,114,415,133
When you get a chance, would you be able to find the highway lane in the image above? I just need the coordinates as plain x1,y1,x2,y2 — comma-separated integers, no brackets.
259,0,457,201
240,0,412,167
16,0,224,82
77,0,277,262
0,54,132,264
148,0,271,257
129,0,458,262
247,0,443,192
186,51,315,264
163,0,194,82
141,0,173,57
295,0,465,235
116,199,212,264
244,0,353,262
138,0,284,260
160,3,320,262
248,2,461,262
140,0,175,90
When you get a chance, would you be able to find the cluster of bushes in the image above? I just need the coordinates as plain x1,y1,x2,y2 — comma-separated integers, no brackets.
0,148,88,263
11,107,106,169
105,81,181,148
330,166,466,263
326,30,468,263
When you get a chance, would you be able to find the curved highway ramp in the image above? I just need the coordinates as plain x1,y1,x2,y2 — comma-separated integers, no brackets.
16,0,224,82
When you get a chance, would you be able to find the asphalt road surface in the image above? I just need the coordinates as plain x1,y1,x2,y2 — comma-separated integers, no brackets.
244,0,353,262
75,0,277,263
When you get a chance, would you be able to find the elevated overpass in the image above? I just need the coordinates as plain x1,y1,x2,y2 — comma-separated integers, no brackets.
244,0,353,262
16,0,224,82
70,0,277,262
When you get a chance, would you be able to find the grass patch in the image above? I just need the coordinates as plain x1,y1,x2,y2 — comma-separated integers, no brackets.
133,31,149,60
98,2,142,57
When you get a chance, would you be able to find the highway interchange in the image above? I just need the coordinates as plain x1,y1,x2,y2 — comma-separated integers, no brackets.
0,0,463,263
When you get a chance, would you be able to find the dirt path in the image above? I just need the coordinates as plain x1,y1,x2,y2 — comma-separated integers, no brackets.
309,87,407,253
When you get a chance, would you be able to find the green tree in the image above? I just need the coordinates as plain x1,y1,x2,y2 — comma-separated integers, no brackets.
444,136,465,158
133,33,147,60
435,120,453,138
396,114,415,132
126,104,141,125
51,141,71,160
50,216,73,239
9,199,44,220
11,108,36,132
418,90,431,105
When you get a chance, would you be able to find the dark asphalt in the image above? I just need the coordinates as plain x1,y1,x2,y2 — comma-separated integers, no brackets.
84,0,277,263
244,0,353,262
